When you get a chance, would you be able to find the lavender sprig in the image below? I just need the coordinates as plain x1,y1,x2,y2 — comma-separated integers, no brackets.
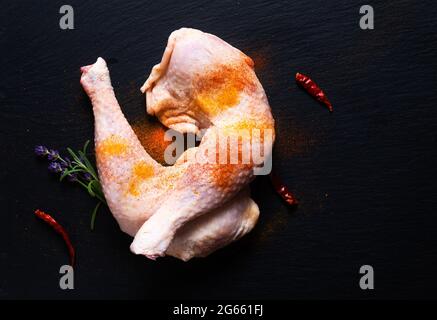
48,162,63,173
47,149,60,161
35,140,106,230
34,145,48,156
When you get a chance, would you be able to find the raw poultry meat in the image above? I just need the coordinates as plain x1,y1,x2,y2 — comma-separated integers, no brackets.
80,58,259,261
80,28,275,260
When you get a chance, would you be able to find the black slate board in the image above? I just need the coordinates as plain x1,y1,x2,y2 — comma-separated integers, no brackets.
1,0,437,299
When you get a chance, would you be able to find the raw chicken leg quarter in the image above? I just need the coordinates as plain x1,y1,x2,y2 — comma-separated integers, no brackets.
80,28,275,261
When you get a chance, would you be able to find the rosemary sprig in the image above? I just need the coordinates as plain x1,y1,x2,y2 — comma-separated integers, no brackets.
90,202,102,231
34,141,107,230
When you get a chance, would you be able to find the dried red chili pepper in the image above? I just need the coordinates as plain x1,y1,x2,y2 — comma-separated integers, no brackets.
269,171,298,206
34,209,75,266
295,72,333,112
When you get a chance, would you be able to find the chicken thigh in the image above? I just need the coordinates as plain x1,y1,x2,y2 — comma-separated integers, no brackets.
133,28,275,259
81,58,260,261
80,28,274,260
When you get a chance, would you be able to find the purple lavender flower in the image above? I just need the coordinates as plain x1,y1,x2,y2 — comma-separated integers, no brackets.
34,145,48,157
82,172,93,182
59,157,72,170
48,162,63,173
47,149,60,161
67,172,78,182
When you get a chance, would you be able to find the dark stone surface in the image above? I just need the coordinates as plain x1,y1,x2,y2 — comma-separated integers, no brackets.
1,0,436,299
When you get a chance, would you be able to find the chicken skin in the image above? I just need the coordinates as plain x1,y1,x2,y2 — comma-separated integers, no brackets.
80,58,260,261
80,28,274,260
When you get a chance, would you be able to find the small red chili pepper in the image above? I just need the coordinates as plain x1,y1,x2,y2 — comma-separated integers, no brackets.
295,72,333,112
34,209,75,266
269,171,298,206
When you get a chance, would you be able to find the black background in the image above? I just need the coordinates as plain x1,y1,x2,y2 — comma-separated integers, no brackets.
1,0,437,299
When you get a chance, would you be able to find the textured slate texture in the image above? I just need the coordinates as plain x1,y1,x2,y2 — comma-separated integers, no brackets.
1,0,436,299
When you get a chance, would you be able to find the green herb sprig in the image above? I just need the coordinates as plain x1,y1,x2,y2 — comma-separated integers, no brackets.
35,141,107,230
